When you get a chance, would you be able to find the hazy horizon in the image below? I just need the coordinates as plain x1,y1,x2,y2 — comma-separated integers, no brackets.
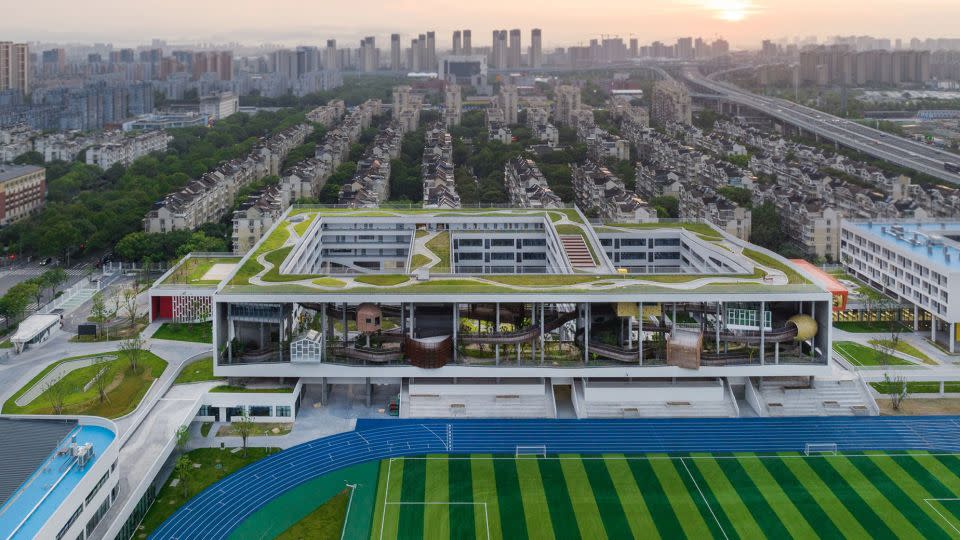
3,0,960,49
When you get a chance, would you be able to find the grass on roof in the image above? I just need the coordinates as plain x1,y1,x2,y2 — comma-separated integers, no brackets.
605,221,723,239
261,247,324,282
742,248,808,284
293,214,317,236
312,277,347,288
210,385,295,393
2,351,167,418
353,274,410,286
162,256,239,286
410,254,431,270
424,231,451,270
174,357,223,384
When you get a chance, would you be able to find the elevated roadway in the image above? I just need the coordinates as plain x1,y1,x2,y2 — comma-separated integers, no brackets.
681,65,960,185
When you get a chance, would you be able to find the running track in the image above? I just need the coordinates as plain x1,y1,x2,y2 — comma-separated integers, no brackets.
151,416,960,539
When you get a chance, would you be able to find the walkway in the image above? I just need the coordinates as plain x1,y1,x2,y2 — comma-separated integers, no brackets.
152,415,960,539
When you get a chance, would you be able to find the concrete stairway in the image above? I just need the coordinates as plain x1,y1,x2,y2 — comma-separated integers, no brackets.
758,378,875,416
559,235,595,268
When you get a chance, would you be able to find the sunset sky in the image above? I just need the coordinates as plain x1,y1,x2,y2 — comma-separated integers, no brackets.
3,0,959,48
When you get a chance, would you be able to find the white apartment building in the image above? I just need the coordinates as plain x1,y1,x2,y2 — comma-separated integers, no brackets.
504,156,563,209
199,91,240,121
86,130,172,170
841,220,960,352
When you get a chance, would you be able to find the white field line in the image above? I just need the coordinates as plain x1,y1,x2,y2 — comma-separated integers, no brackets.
680,457,730,540
924,499,960,536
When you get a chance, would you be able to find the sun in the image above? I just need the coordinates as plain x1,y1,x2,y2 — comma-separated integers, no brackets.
702,0,756,21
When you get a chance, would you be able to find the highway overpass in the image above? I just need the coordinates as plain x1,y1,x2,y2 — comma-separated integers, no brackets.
680,66,960,186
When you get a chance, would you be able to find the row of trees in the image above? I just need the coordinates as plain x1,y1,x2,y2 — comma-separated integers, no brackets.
0,110,306,262
0,268,69,327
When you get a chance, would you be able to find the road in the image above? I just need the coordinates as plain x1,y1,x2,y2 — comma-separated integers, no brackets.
681,66,960,186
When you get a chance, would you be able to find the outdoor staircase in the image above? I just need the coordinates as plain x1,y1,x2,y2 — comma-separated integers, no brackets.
559,235,595,269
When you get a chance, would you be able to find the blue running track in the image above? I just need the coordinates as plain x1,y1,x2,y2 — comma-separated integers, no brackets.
151,415,960,539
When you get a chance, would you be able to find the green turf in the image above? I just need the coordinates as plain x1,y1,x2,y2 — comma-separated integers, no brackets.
833,340,914,366
370,452,960,540
153,322,212,343
229,460,379,540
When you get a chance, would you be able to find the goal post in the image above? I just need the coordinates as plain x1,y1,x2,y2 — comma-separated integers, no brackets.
804,442,838,455
515,445,547,458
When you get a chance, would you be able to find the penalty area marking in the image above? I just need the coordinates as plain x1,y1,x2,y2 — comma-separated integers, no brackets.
378,457,490,540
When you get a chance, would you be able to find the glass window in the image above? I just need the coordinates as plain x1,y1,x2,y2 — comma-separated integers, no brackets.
276,406,292,417
249,405,272,417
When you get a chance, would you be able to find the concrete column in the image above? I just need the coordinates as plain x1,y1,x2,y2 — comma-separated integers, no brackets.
638,302,643,365
342,303,348,342
941,380,946,395
540,303,545,365
810,301,816,360
584,303,591,364
715,302,721,353
400,302,406,336
495,302,500,366
759,301,766,365
774,342,780,364
410,303,416,338
320,377,328,405
320,303,326,361
951,322,956,354
932,315,937,342
365,377,372,407
452,303,458,363
914,305,919,332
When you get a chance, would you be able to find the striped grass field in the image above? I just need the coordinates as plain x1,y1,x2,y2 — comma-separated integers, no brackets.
370,452,960,539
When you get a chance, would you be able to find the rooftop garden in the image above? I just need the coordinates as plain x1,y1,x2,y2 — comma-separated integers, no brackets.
162,255,241,286
604,221,723,240
741,248,809,285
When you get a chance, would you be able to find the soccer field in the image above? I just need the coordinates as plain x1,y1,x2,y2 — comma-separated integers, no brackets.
370,452,960,539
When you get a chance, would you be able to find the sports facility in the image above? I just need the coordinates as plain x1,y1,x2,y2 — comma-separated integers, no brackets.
152,417,960,539
371,451,960,539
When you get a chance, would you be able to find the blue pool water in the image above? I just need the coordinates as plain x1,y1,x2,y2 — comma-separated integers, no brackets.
853,220,960,270
0,424,115,540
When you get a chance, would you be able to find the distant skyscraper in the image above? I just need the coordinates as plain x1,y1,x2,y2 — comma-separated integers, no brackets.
418,34,427,71
426,31,437,71
463,30,472,55
0,42,30,95
530,29,542,68
324,40,338,70
508,29,521,68
676,37,694,59
629,38,638,57
391,34,401,71
453,31,462,55
555,85,581,126
491,30,507,69
359,36,377,73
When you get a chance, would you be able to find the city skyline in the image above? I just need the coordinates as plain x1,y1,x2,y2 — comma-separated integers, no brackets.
3,0,960,49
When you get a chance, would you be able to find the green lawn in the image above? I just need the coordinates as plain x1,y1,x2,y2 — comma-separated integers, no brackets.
174,357,222,384
2,351,167,418
605,221,723,239
868,339,937,365
871,381,960,394
834,321,912,333
275,489,350,540
742,248,808,284
354,275,410,286
153,322,212,343
217,422,293,437
424,232,451,270
410,254,431,270
210,385,295,393
138,448,279,536
162,256,240,286
833,341,914,367
371,452,960,539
